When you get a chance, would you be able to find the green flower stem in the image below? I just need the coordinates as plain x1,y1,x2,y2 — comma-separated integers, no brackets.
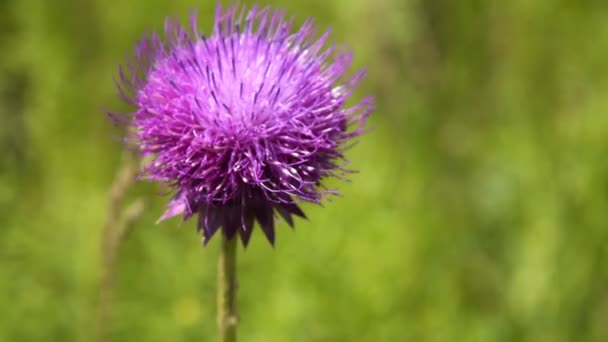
217,235,238,342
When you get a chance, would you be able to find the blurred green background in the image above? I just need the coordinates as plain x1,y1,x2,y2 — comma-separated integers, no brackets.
2,0,608,341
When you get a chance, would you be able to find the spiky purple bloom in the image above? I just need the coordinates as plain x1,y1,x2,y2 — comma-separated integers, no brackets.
110,4,374,246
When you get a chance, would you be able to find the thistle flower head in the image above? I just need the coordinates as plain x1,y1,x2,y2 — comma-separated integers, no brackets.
110,4,374,246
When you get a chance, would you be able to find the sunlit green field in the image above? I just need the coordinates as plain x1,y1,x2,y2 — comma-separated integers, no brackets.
2,0,608,341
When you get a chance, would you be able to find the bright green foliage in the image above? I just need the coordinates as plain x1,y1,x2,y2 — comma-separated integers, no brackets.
1,0,608,341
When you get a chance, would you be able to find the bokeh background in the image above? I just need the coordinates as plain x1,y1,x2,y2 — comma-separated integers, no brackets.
2,0,608,341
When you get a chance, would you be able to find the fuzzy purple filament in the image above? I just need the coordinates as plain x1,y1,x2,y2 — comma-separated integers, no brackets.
110,4,374,246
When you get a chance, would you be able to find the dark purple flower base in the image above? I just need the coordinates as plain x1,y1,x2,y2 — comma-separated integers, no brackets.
161,190,306,246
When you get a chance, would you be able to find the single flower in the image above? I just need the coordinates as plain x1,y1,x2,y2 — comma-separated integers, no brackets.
109,4,374,246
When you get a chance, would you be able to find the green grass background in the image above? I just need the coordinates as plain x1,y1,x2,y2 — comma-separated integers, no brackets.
2,0,608,341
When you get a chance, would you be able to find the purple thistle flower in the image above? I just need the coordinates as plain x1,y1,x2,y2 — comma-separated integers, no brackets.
110,4,374,246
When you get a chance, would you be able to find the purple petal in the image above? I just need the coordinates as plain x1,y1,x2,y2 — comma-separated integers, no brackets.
157,191,187,223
